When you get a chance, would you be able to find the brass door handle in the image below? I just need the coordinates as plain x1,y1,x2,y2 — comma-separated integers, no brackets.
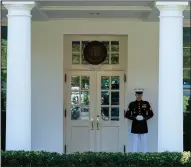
91,118,94,130
96,117,99,130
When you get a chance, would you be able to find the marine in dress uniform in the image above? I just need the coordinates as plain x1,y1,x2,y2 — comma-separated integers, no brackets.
125,88,154,153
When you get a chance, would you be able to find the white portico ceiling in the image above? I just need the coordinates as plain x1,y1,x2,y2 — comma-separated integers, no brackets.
1,0,190,22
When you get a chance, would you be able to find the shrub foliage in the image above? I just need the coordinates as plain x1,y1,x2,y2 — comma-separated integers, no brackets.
1,151,191,167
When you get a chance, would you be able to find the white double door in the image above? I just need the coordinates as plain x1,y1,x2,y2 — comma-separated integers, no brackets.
65,71,126,153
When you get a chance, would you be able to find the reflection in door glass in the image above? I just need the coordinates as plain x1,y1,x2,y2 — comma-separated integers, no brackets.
102,41,109,52
111,53,119,64
72,41,80,52
101,107,109,121
111,107,119,121
72,53,80,64
111,92,119,105
71,92,80,105
71,76,80,90
81,91,90,105
81,76,90,90
101,92,109,105
70,75,90,120
111,76,119,90
71,106,80,120
82,41,89,51
111,41,119,52
71,106,90,120
81,108,89,120
101,76,110,89
100,75,120,121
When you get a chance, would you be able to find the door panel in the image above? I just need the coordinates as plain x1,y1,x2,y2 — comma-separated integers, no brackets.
96,71,125,152
66,71,125,153
66,71,96,153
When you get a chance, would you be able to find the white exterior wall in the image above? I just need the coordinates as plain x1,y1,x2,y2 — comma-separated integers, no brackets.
31,20,159,153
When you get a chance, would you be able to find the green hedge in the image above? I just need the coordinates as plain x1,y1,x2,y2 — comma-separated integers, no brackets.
1,151,191,167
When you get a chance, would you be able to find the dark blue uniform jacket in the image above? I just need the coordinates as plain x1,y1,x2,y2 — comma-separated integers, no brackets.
125,100,154,134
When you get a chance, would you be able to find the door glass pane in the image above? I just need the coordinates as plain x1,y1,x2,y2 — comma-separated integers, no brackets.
81,76,90,90
82,41,89,51
111,76,119,90
72,41,80,52
71,106,90,120
111,53,119,64
101,92,109,105
72,53,80,64
102,41,109,53
71,76,80,90
101,76,110,90
70,75,90,120
111,107,119,121
81,108,89,120
81,53,88,65
111,41,119,64
71,92,80,105
101,107,109,121
71,106,80,120
81,91,89,105
111,92,119,105
100,75,120,121
111,41,119,52
102,53,109,64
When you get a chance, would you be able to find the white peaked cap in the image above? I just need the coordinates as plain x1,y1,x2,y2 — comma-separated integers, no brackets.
134,88,144,94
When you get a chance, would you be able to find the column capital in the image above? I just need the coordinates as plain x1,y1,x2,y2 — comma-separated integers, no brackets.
156,1,188,17
156,1,188,11
3,1,35,16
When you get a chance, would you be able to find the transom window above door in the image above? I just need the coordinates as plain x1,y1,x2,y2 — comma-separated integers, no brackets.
72,41,119,65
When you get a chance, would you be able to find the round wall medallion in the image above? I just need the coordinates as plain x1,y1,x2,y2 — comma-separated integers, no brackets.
83,41,107,65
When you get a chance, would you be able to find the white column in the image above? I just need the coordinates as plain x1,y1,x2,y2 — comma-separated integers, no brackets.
156,1,188,152
3,1,34,151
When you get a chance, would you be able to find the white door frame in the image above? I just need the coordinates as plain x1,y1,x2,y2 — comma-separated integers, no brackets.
64,70,126,153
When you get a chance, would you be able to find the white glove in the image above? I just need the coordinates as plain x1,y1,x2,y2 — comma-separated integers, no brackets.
136,115,144,121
